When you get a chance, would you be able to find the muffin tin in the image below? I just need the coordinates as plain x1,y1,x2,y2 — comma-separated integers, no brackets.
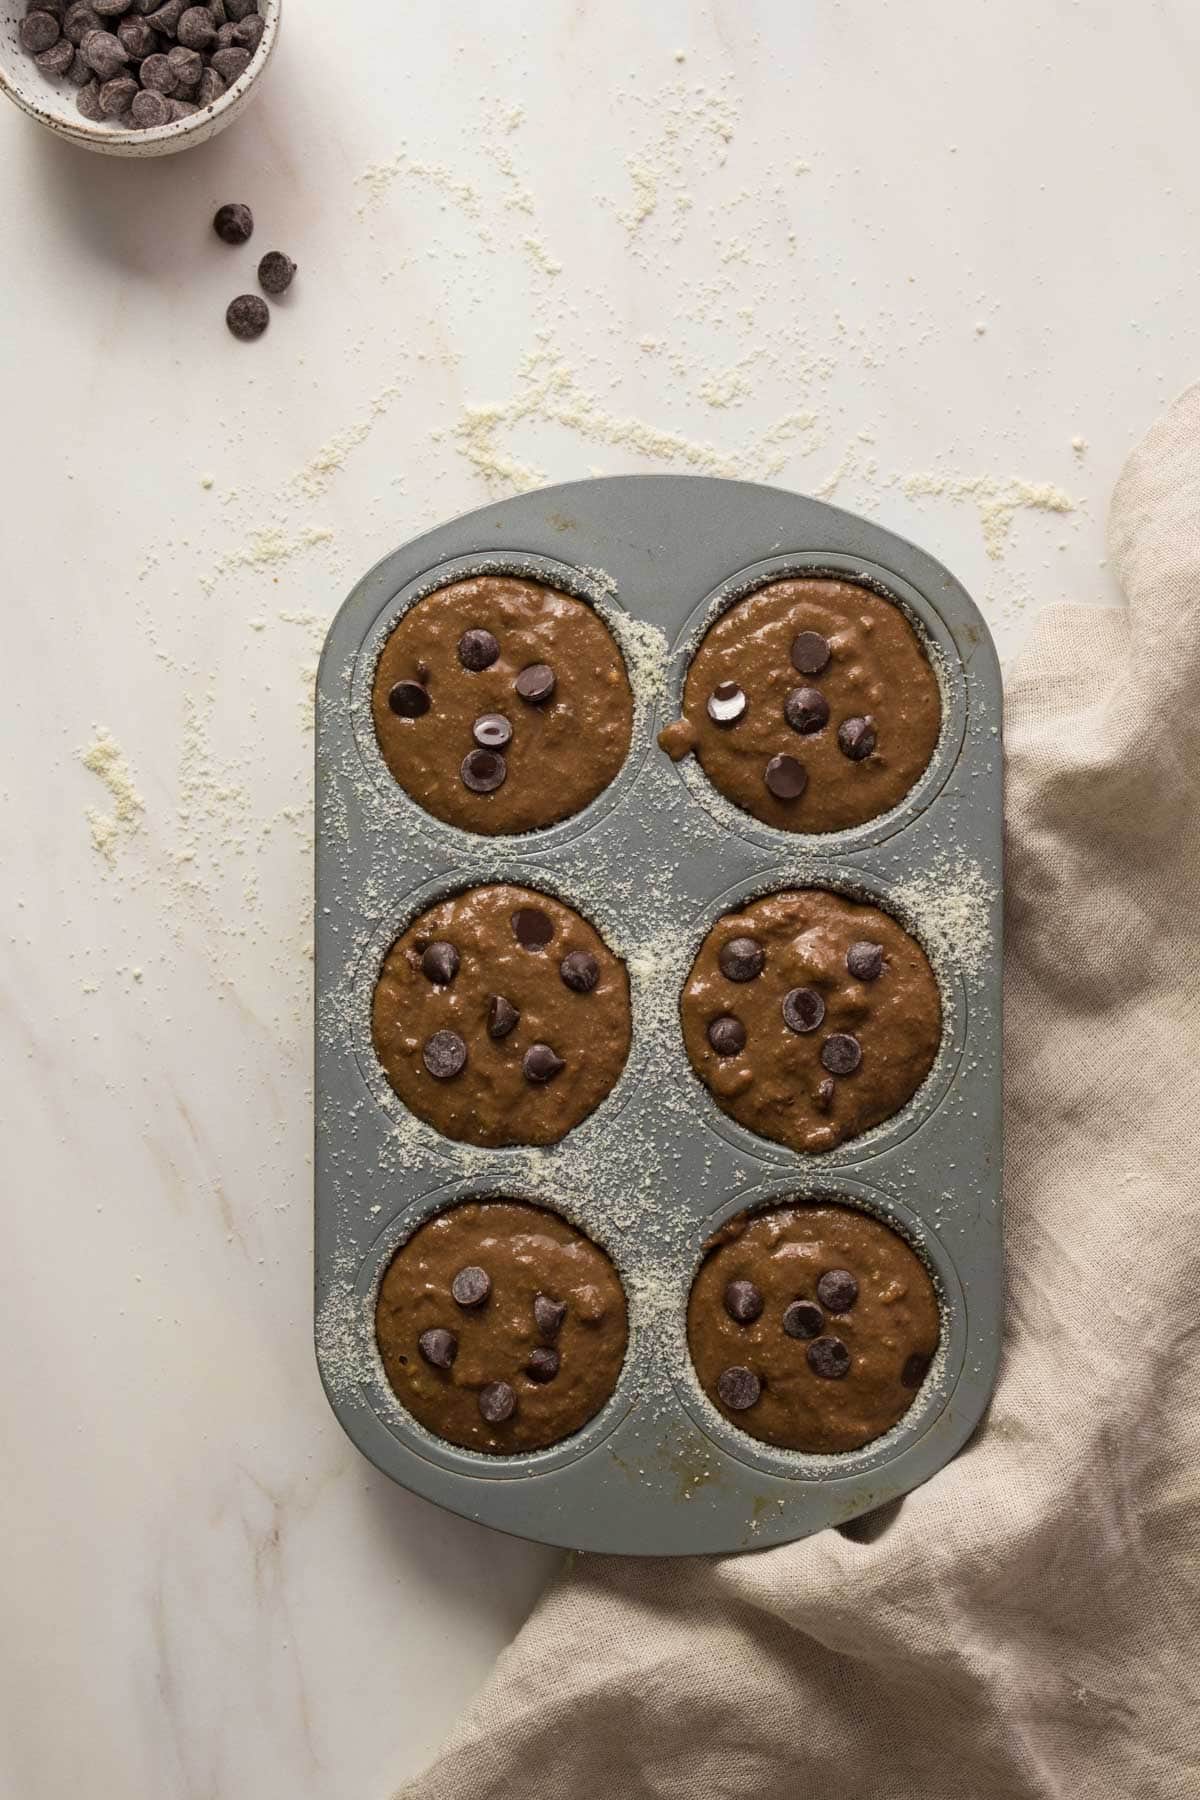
314,475,1003,1556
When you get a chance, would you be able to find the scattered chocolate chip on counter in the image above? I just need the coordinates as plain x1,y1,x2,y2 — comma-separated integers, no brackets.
225,293,269,341
257,250,296,295
213,201,254,244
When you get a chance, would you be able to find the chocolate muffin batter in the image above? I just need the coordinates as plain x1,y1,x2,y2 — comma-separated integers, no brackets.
680,889,941,1153
372,883,631,1146
660,577,942,832
688,1202,940,1453
375,1200,628,1453
371,575,634,835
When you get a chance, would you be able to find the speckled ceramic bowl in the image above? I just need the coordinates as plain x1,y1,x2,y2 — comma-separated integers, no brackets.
0,0,279,156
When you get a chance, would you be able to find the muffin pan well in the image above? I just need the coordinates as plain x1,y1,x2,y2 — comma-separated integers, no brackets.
315,474,1003,1556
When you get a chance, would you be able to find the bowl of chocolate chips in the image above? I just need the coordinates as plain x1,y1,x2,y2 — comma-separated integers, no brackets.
0,0,279,155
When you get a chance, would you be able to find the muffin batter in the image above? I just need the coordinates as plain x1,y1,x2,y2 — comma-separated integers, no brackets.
372,883,631,1146
688,1202,940,1453
680,888,941,1153
376,1200,628,1453
660,576,942,832
371,574,634,835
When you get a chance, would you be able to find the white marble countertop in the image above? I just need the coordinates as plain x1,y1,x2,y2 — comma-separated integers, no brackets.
2,3,1196,1795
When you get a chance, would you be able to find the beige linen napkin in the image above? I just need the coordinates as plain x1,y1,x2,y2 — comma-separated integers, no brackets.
398,390,1200,1800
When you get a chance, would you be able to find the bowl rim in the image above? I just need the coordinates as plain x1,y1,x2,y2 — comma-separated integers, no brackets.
0,0,280,149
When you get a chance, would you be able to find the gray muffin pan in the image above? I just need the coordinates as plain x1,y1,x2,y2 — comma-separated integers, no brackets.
314,475,1003,1556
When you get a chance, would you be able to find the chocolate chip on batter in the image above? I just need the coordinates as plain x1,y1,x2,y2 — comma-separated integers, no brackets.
560,951,599,993
764,753,808,800
838,715,877,761
815,1076,835,1112
716,1365,762,1411
420,941,459,985
707,680,747,726
724,1278,763,1324
457,628,499,671
258,250,296,296
478,1380,516,1423
718,936,764,982
225,294,269,339
418,1327,458,1369
816,1268,859,1313
846,940,885,981
472,713,512,749
791,629,832,676
515,663,556,705
460,748,507,793
534,1294,567,1338
526,1346,560,1383
486,994,520,1039
388,680,430,718
523,1043,565,1083
821,1033,863,1076
423,1029,467,1080
707,1015,746,1056
451,1265,491,1308
784,686,830,735
807,1335,851,1379
782,986,825,1035
782,1299,824,1340
512,907,554,949
901,1352,931,1389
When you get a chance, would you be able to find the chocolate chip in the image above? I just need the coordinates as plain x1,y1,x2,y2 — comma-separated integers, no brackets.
166,41,202,84
472,713,511,749
487,994,519,1039
560,951,598,993
723,1279,763,1323
838,715,877,761
177,4,217,49
782,1299,824,1340
139,52,176,91
225,294,269,340
209,44,250,81
782,986,825,1035
764,753,808,800
25,0,65,16
526,1346,560,1382
846,940,885,981
511,907,553,949
418,1327,457,1370
36,34,75,71
707,680,747,726
515,663,556,705
478,1380,516,1423
81,27,127,76
451,1265,490,1308
168,99,198,118
20,11,61,52
66,47,91,82
64,5,101,46
821,1033,862,1075
791,630,832,675
457,628,499,671
707,1015,746,1056
533,1294,567,1338
423,1029,467,1080
90,0,126,12
117,14,156,56
523,1043,565,1083
901,1352,931,1389
98,72,137,114
815,1076,835,1112
75,75,102,116
816,1269,859,1313
716,1365,761,1411
807,1335,851,1379
223,0,257,17
131,87,171,126
420,941,459,985
197,63,225,103
460,748,506,793
232,10,263,49
145,0,187,32
784,686,830,735
718,936,764,982
387,679,429,718
213,201,253,244
258,251,296,296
